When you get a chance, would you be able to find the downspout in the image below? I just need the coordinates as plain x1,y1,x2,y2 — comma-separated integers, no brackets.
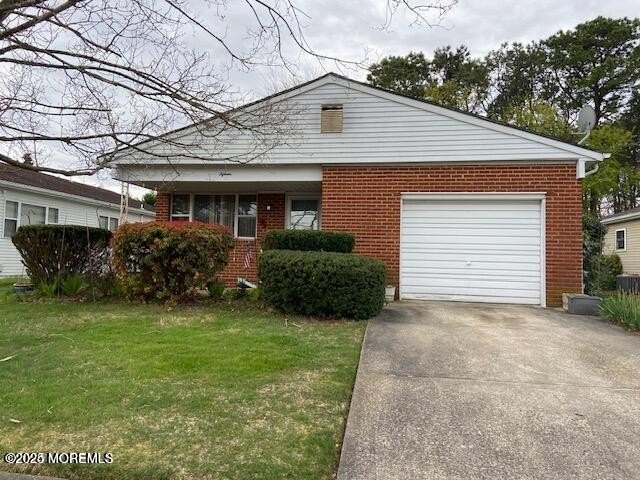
585,153,610,177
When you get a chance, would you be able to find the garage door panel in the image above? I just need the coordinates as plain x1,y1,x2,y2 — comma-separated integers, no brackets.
400,252,541,265
402,217,540,226
401,269,540,280
402,233,540,245
403,292,540,305
401,277,540,291
400,198,543,305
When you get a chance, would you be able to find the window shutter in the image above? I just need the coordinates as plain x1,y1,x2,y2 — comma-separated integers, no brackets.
321,104,343,133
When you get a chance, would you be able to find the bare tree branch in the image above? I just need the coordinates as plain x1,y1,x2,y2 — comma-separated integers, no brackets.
0,0,455,176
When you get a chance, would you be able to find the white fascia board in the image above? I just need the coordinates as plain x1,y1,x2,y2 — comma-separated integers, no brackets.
0,180,154,217
114,164,322,184
602,212,640,225
401,192,547,201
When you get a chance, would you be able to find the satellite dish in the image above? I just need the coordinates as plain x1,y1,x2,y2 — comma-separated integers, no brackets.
577,105,596,133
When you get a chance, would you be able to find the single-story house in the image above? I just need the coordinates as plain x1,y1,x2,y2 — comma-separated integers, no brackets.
602,208,640,273
0,163,154,277
112,73,605,307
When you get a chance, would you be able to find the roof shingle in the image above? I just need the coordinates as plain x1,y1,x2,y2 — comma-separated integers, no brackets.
0,163,154,211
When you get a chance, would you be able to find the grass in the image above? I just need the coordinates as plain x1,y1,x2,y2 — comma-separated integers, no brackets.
600,293,640,331
0,279,366,479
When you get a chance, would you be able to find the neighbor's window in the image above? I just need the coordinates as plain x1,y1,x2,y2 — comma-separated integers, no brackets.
171,194,191,221
616,229,626,251
48,208,59,224
99,215,119,232
175,193,258,238
3,200,18,238
3,201,59,238
289,197,320,230
21,203,46,226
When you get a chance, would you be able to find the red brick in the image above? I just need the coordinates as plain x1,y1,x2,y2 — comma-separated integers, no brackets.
321,163,582,307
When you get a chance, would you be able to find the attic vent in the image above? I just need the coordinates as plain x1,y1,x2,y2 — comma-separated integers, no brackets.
321,104,343,133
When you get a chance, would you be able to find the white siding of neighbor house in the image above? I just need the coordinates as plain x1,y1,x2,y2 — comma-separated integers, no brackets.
603,219,640,274
0,186,153,277
113,78,600,168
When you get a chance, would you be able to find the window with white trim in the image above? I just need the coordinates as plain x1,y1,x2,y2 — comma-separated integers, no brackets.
288,196,320,230
3,201,18,238
171,194,191,222
616,229,626,251
171,193,258,238
3,200,59,238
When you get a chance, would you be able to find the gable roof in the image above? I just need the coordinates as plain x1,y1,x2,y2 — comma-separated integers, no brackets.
111,72,605,164
0,163,154,211
602,207,640,225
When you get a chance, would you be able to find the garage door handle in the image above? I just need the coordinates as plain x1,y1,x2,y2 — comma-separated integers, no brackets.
466,260,472,266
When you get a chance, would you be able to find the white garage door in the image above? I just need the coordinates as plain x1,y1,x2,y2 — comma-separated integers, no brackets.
400,196,543,305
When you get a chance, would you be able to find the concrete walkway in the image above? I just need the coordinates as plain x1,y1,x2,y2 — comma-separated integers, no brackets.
338,301,640,480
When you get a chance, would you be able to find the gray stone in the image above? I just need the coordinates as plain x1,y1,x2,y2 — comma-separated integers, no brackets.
338,301,640,480
563,293,602,315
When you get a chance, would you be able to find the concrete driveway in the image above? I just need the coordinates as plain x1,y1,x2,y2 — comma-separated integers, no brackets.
338,301,640,480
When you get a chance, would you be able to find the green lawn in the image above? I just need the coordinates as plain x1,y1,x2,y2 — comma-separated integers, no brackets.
0,279,366,479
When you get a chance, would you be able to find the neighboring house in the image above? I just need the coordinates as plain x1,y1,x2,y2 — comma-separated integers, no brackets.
0,163,155,277
112,73,605,307
602,208,640,273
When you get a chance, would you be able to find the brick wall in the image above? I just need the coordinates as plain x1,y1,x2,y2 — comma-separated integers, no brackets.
321,164,583,307
154,191,286,286
155,192,170,220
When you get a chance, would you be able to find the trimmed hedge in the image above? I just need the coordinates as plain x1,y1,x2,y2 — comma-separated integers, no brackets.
112,221,234,303
12,224,112,286
261,229,355,253
258,250,385,319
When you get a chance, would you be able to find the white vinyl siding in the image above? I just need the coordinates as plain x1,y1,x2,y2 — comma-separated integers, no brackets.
0,186,153,277
115,82,590,166
400,197,543,305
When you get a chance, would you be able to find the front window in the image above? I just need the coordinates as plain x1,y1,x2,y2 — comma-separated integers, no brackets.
289,197,320,230
616,229,626,251
194,194,235,229
172,193,257,238
171,194,191,221
3,200,58,238
237,195,257,238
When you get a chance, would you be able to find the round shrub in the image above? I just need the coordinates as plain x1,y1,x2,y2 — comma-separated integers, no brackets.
261,229,355,253
111,221,234,303
258,250,385,320
12,224,112,286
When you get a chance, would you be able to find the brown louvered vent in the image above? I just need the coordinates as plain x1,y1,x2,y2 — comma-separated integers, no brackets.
321,104,343,133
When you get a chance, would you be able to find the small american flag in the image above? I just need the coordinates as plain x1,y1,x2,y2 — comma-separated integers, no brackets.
244,245,253,270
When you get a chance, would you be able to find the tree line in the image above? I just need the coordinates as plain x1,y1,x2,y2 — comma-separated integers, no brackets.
366,16,640,217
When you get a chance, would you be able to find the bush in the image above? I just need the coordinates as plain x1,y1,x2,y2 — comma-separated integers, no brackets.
61,273,87,296
258,250,385,319
12,225,112,286
261,229,355,253
586,254,623,294
207,281,225,300
112,221,234,303
601,294,640,330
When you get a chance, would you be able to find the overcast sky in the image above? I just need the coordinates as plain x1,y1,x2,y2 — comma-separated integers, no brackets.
85,0,640,197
